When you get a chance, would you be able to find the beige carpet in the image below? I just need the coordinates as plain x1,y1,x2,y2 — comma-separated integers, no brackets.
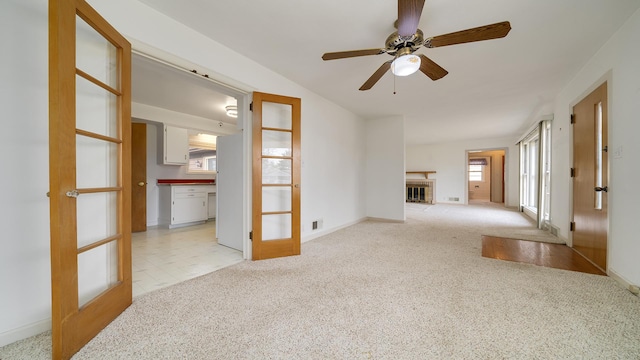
2,203,639,359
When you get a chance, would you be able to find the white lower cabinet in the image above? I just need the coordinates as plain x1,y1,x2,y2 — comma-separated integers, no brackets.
159,185,208,228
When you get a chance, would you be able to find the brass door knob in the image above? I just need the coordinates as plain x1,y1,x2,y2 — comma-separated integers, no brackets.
138,182,145,187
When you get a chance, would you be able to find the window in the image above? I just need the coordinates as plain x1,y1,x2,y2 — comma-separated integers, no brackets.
469,165,483,181
519,119,552,228
187,134,216,174
469,158,487,181
520,133,539,211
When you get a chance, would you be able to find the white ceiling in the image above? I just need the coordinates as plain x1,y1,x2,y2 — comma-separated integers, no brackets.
132,54,238,126
134,0,640,145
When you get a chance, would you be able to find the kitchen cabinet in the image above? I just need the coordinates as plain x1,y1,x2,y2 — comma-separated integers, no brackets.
159,185,208,228
163,125,188,165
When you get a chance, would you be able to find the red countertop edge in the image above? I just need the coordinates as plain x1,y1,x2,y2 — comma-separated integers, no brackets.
157,179,215,184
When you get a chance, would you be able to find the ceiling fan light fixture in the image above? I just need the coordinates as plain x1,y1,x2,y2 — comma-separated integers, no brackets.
391,53,421,76
225,105,238,118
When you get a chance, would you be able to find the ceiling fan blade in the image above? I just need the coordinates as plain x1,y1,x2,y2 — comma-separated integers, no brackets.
322,49,386,61
418,54,448,80
397,0,426,37
359,61,392,91
425,21,511,48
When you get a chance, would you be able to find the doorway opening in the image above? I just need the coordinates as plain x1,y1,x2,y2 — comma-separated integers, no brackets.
466,149,506,205
130,52,248,296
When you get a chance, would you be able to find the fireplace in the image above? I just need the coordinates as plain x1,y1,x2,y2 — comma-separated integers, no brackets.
406,179,434,204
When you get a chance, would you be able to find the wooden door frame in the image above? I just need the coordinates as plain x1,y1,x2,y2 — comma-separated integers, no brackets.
132,123,147,232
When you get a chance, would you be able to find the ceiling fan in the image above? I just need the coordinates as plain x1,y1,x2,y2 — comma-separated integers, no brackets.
321,0,511,91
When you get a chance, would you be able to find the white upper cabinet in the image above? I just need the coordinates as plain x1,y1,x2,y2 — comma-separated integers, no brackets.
163,125,188,165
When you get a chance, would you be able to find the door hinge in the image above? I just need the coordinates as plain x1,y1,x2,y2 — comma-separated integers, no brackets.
249,102,253,112
570,168,575,177
570,221,575,231
249,231,253,241
570,114,575,124
603,145,608,153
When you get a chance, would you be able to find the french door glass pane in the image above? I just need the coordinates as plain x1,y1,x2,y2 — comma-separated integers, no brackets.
76,75,118,138
76,135,118,189
262,158,291,184
78,241,118,307
262,130,292,156
262,214,292,241
76,192,117,248
262,102,292,129
76,15,118,89
263,186,292,212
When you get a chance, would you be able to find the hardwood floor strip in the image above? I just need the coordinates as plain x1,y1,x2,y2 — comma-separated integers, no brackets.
481,236,606,276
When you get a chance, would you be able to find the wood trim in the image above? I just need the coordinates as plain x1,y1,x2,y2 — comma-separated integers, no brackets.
76,68,121,96
76,129,122,144
77,187,122,194
77,234,121,254
406,171,436,177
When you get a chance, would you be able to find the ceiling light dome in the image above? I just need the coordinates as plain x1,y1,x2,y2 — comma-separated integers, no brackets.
391,53,421,77
225,105,238,118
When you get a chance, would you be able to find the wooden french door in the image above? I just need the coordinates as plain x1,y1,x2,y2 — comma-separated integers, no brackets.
252,92,301,260
132,123,147,232
49,0,132,358
572,82,608,271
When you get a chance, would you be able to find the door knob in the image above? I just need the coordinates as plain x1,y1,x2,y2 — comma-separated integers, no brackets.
138,182,145,187
594,186,608,192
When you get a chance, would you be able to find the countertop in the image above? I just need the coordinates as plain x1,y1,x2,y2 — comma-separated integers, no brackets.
157,179,215,185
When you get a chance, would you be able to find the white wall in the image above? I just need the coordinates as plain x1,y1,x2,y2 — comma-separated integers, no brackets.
365,117,406,221
0,0,367,345
549,8,640,286
407,137,518,208
0,0,52,345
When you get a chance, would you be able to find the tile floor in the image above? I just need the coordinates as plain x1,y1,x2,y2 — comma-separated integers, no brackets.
132,221,244,297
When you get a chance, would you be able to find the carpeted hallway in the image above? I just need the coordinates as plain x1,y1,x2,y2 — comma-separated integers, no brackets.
2,203,639,359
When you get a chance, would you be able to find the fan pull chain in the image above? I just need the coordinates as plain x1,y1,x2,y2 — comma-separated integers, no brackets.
393,73,396,95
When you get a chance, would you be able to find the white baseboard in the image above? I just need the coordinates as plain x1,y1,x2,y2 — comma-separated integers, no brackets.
0,318,51,347
608,268,639,296
302,217,368,243
366,216,405,223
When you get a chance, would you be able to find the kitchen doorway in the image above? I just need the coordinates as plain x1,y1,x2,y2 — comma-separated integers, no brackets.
130,53,248,295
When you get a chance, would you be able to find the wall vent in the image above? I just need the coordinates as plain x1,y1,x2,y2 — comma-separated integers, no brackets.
312,219,323,230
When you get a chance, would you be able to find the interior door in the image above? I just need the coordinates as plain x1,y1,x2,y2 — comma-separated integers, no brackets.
132,123,147,232
252,92,301,260
49,0,132,358
216,133,244,251
572,82,608,271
